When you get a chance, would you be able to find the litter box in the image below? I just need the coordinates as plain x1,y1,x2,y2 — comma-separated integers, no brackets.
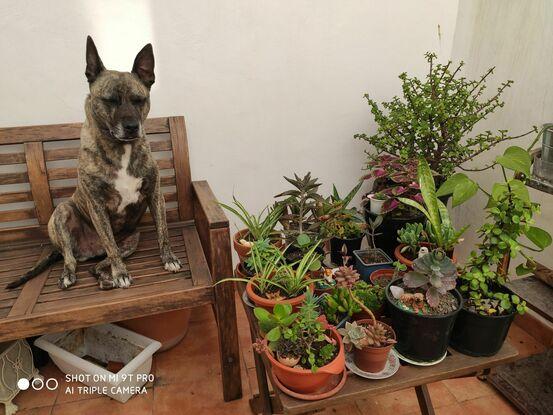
34,323,161,403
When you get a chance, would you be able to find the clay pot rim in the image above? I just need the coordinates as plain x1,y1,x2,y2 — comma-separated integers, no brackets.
369,268,396,285
234,228,284,245
265,326,344,375
353,318,396,351
394,243,457,267
245,278,314,306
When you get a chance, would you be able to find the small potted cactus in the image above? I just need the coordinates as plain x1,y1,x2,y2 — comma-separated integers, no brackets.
339,320,396,373
386,249,462,363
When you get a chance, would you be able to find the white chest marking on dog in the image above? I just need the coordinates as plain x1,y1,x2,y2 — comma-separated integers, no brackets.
114,145,143,213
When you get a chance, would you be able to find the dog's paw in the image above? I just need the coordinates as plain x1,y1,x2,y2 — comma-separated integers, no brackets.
113,272,133,289
162,251,182,273
58,269,77,290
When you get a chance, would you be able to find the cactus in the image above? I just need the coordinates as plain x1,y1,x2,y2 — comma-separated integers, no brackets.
403,249,457,308
338,321,396,350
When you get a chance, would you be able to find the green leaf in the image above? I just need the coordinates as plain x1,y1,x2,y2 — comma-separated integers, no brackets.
266,327,281,342
496,146,531,176
397,197,430,222
524,226,552,250
436,173,472,197
254,307,270,321
273,303,291,320
516,263,532,276
509,179,530,202
491,183,508,201
417,158,442,246
296,233,311,247
452,177,479,207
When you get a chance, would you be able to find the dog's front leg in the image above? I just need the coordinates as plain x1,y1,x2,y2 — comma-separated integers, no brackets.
85,196,132,288
149,174,182,272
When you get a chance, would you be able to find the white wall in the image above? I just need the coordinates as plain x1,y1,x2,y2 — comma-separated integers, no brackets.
0,0,458,234
451,0,553,269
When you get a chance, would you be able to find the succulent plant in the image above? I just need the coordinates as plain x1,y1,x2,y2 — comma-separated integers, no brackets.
334,266,360,288
338,321,396,350
402,249,457,308
397,222,426,257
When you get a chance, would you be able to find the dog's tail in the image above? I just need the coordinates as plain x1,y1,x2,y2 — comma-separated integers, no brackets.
6,248,62,289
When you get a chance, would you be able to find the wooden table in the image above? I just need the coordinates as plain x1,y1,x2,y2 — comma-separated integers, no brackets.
237,283,519,415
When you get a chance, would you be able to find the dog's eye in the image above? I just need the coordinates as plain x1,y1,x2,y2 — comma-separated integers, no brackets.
102,97,119,105
131,97,146,105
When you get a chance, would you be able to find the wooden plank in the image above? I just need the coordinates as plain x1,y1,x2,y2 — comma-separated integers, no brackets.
0,225,47,243
0,171,29,185
25,142,54,224
182,226,212,286
50,186,75,199
0,208,36,222
47,167,77,181
0,281,213,342
0,152,26,165
0,117,169,144
192,180,228,229
150,139,172,152
0,190,33,204
169,116,193,221
44,139,172,161
7,247,52,317
140,207,179,224
44,147,79,161
160,176,176,186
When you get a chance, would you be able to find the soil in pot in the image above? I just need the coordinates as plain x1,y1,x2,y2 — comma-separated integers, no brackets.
386,279,462,363
329,235,364,266
369,269,396,287
450,304,515,357
356,249,389,264
352,319,396,373
246,279,313,311
266,327,345,394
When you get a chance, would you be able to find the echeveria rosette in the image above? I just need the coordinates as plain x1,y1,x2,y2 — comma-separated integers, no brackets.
403,250,457,308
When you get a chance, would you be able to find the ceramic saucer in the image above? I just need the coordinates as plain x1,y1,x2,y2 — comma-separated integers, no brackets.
345,349,400,379
394,349,447,366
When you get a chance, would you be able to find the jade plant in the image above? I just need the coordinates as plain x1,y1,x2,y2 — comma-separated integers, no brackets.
437,144,552,315
399,158,467,252
338,321,396,350
355,52,536,178
254,292,338,372
391,249,458,313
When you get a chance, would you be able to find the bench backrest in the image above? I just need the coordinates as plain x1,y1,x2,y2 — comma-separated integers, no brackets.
0,116,192,243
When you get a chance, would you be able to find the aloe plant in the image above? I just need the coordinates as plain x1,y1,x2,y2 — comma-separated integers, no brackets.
398,158,467,251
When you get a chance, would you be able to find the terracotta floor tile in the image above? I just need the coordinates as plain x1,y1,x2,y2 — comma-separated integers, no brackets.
189,304,214,323
52,392,153,415
427,381,457,408
433,403,466,415
442,376,495,402
461,394,519,415
316,403,363,414
507,323,547,358
370,387,421,415
153,380,250,415
355,398,385,414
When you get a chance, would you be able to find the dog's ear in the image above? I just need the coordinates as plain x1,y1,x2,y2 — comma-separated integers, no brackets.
132,44,155,88
85,36,105,84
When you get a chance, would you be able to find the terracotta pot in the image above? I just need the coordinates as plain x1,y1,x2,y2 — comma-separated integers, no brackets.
233,229,252,263
266,327,345,394
117,309,191,352
369,268,396,286
394,242,456,269
246,279,314,311
352,319,395,373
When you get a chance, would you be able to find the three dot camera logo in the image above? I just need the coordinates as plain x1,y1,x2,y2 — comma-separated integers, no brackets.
18,376,58,391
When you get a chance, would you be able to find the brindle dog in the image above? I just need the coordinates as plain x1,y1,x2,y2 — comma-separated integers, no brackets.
7,36,182,290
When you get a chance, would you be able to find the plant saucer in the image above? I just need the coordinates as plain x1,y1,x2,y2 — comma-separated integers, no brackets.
242,290,255,308
394,349,447,366
271,368,347,401
345,349,400,380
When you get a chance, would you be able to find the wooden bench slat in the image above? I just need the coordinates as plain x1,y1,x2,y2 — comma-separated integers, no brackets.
0,208,36,222
0,152,26,165
0,190,33,204
0,171,29,185
25,142,54,224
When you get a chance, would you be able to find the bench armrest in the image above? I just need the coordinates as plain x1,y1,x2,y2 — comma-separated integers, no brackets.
192,180,228,229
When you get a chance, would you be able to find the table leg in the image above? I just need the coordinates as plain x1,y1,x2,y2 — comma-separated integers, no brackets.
415,384,435,415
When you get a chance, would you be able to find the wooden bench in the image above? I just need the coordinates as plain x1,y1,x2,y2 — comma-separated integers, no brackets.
237,283,519,415
0,116,242,402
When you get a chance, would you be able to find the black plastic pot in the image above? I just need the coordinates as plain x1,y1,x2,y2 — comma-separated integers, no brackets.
364,208,425,259
329,235,364,266
385,279,463,363
449,307,515,357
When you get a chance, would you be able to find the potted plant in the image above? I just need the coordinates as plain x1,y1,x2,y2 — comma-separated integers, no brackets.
361,155,425,257
353,215,393,280
220,196,283,264
318,182,366,266
338,320,396,373
437,145,552,356
397,158,466,264
386,249,462,363
253,294,345,394
369,261,406,287
393,223,427,268
367,192,387,214
274,172,325,263
321,267,386,324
